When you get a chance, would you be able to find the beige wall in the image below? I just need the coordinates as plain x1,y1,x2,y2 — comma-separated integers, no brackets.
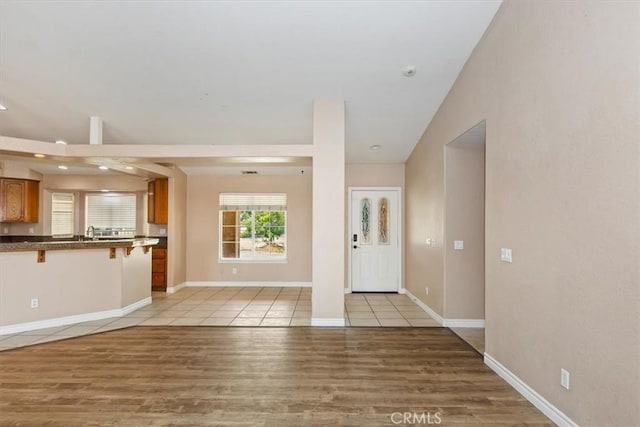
168,168,187,287
444,139,485,319
0,247,150,328
345,163,405,289
405,1,639,425
186,174,312,283
40,174,148,237
346,163,404,188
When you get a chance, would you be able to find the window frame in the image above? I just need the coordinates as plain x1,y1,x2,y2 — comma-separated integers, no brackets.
51,192,75,238
218,194,288,264
84,192,137,236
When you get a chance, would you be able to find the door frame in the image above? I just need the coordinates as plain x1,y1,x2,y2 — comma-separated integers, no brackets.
347,186,403,294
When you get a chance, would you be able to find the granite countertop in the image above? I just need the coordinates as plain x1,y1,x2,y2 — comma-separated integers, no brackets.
0,238,159,252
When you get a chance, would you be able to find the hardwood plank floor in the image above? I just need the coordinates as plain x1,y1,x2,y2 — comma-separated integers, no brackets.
0,327,551,426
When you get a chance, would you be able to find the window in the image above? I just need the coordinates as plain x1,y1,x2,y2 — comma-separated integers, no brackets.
220,193,287,261
51,193,74,237
85,193,136,237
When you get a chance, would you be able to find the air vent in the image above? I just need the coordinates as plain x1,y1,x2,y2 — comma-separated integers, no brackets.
241,171,258,175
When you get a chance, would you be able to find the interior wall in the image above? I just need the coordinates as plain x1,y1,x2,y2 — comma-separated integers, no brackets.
186,174,312,283
26,174,148,237
168,167,187,287
444,137,485,319
405,1,639,425
345,163,405,289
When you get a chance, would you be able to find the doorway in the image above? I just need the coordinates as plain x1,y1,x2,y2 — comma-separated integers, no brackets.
444,121,486,353
348,188,401,293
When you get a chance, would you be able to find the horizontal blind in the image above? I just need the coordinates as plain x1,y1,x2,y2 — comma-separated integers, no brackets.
220,193,287,211
51,193,74,236
86,193,136,229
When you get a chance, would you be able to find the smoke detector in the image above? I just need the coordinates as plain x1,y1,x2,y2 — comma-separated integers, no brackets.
241,171,258,175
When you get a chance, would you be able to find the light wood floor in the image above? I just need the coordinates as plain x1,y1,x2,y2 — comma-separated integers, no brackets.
0,327,551,426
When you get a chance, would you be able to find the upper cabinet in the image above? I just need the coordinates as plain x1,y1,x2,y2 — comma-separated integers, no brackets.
0,178,40,223
148,178,168,224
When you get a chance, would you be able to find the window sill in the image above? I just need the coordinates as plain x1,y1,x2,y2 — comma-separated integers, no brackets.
218,258,287,264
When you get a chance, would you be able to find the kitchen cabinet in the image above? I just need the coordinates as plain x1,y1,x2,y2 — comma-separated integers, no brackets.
151,248,167,291
147,178,168,224
0,178,39,223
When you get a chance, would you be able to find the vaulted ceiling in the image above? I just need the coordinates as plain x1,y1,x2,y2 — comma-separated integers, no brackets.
0,0,501,164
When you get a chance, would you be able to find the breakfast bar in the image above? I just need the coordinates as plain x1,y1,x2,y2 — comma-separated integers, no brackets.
0,238,158,335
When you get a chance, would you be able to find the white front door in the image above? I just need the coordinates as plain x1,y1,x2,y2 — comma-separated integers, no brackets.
350,189,399,292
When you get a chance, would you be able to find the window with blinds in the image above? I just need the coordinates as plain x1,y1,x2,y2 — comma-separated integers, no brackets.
51,193,75,237
219,193,287,261
85,193,137,232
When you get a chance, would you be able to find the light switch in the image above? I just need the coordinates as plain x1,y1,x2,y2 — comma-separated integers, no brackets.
501,248,513,263
454,240,464,250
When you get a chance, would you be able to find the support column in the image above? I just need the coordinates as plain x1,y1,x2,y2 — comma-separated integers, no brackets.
311,100,345,326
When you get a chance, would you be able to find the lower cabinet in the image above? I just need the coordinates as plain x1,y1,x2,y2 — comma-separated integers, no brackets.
151,248,167,291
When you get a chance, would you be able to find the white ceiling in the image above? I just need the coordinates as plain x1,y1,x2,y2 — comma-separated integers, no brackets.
0,0,501,163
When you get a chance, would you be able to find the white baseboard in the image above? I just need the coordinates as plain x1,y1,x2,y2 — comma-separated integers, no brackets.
184,281,312,288
166,282,187,294
444,319,485,328
311,318,346,327
398,288,406,294
0,297,152,336
484,353,578,427
403,289,444,325
344,288,351,294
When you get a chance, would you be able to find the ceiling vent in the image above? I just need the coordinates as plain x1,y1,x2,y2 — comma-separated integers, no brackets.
241,170,258,175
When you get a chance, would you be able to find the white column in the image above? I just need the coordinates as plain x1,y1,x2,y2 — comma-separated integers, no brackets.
311,100,345,326
89,116,103,145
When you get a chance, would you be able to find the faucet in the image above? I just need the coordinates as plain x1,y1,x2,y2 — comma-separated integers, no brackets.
86,225,96,240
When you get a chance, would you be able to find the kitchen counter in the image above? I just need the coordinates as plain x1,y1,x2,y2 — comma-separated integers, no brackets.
0,238,156,335
0,238,159,252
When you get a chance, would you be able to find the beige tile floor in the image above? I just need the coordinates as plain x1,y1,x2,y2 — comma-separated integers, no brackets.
0,287,439,352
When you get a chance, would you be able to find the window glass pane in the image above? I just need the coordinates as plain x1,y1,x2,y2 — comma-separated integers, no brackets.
361,198,371,244
378,197,389,244
51,193,74,236
219,195,287,261
86,193,136,236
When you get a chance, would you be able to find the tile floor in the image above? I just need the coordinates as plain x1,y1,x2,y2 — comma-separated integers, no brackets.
0,287,440,352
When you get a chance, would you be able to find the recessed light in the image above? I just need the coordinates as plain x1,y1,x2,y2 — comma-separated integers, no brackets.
55,140,67,145
58,165,68,170
98,166,109,170
0,104,7,111
101,189,110,192
34,154,46,158
369,145,382,151
124,166,134,170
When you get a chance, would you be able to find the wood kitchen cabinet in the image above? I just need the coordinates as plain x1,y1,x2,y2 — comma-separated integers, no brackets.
147,178,168,224
0,178,39,223
151,248,167,291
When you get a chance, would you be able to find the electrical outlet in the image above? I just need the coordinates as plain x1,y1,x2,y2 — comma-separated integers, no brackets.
29,227,35,234
159,228,166,235
561,369,570,390
425,287,429,295
232,267,237,275
454,240,464,250
500,248,513,263
30,298,39,309
2,227,7,234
